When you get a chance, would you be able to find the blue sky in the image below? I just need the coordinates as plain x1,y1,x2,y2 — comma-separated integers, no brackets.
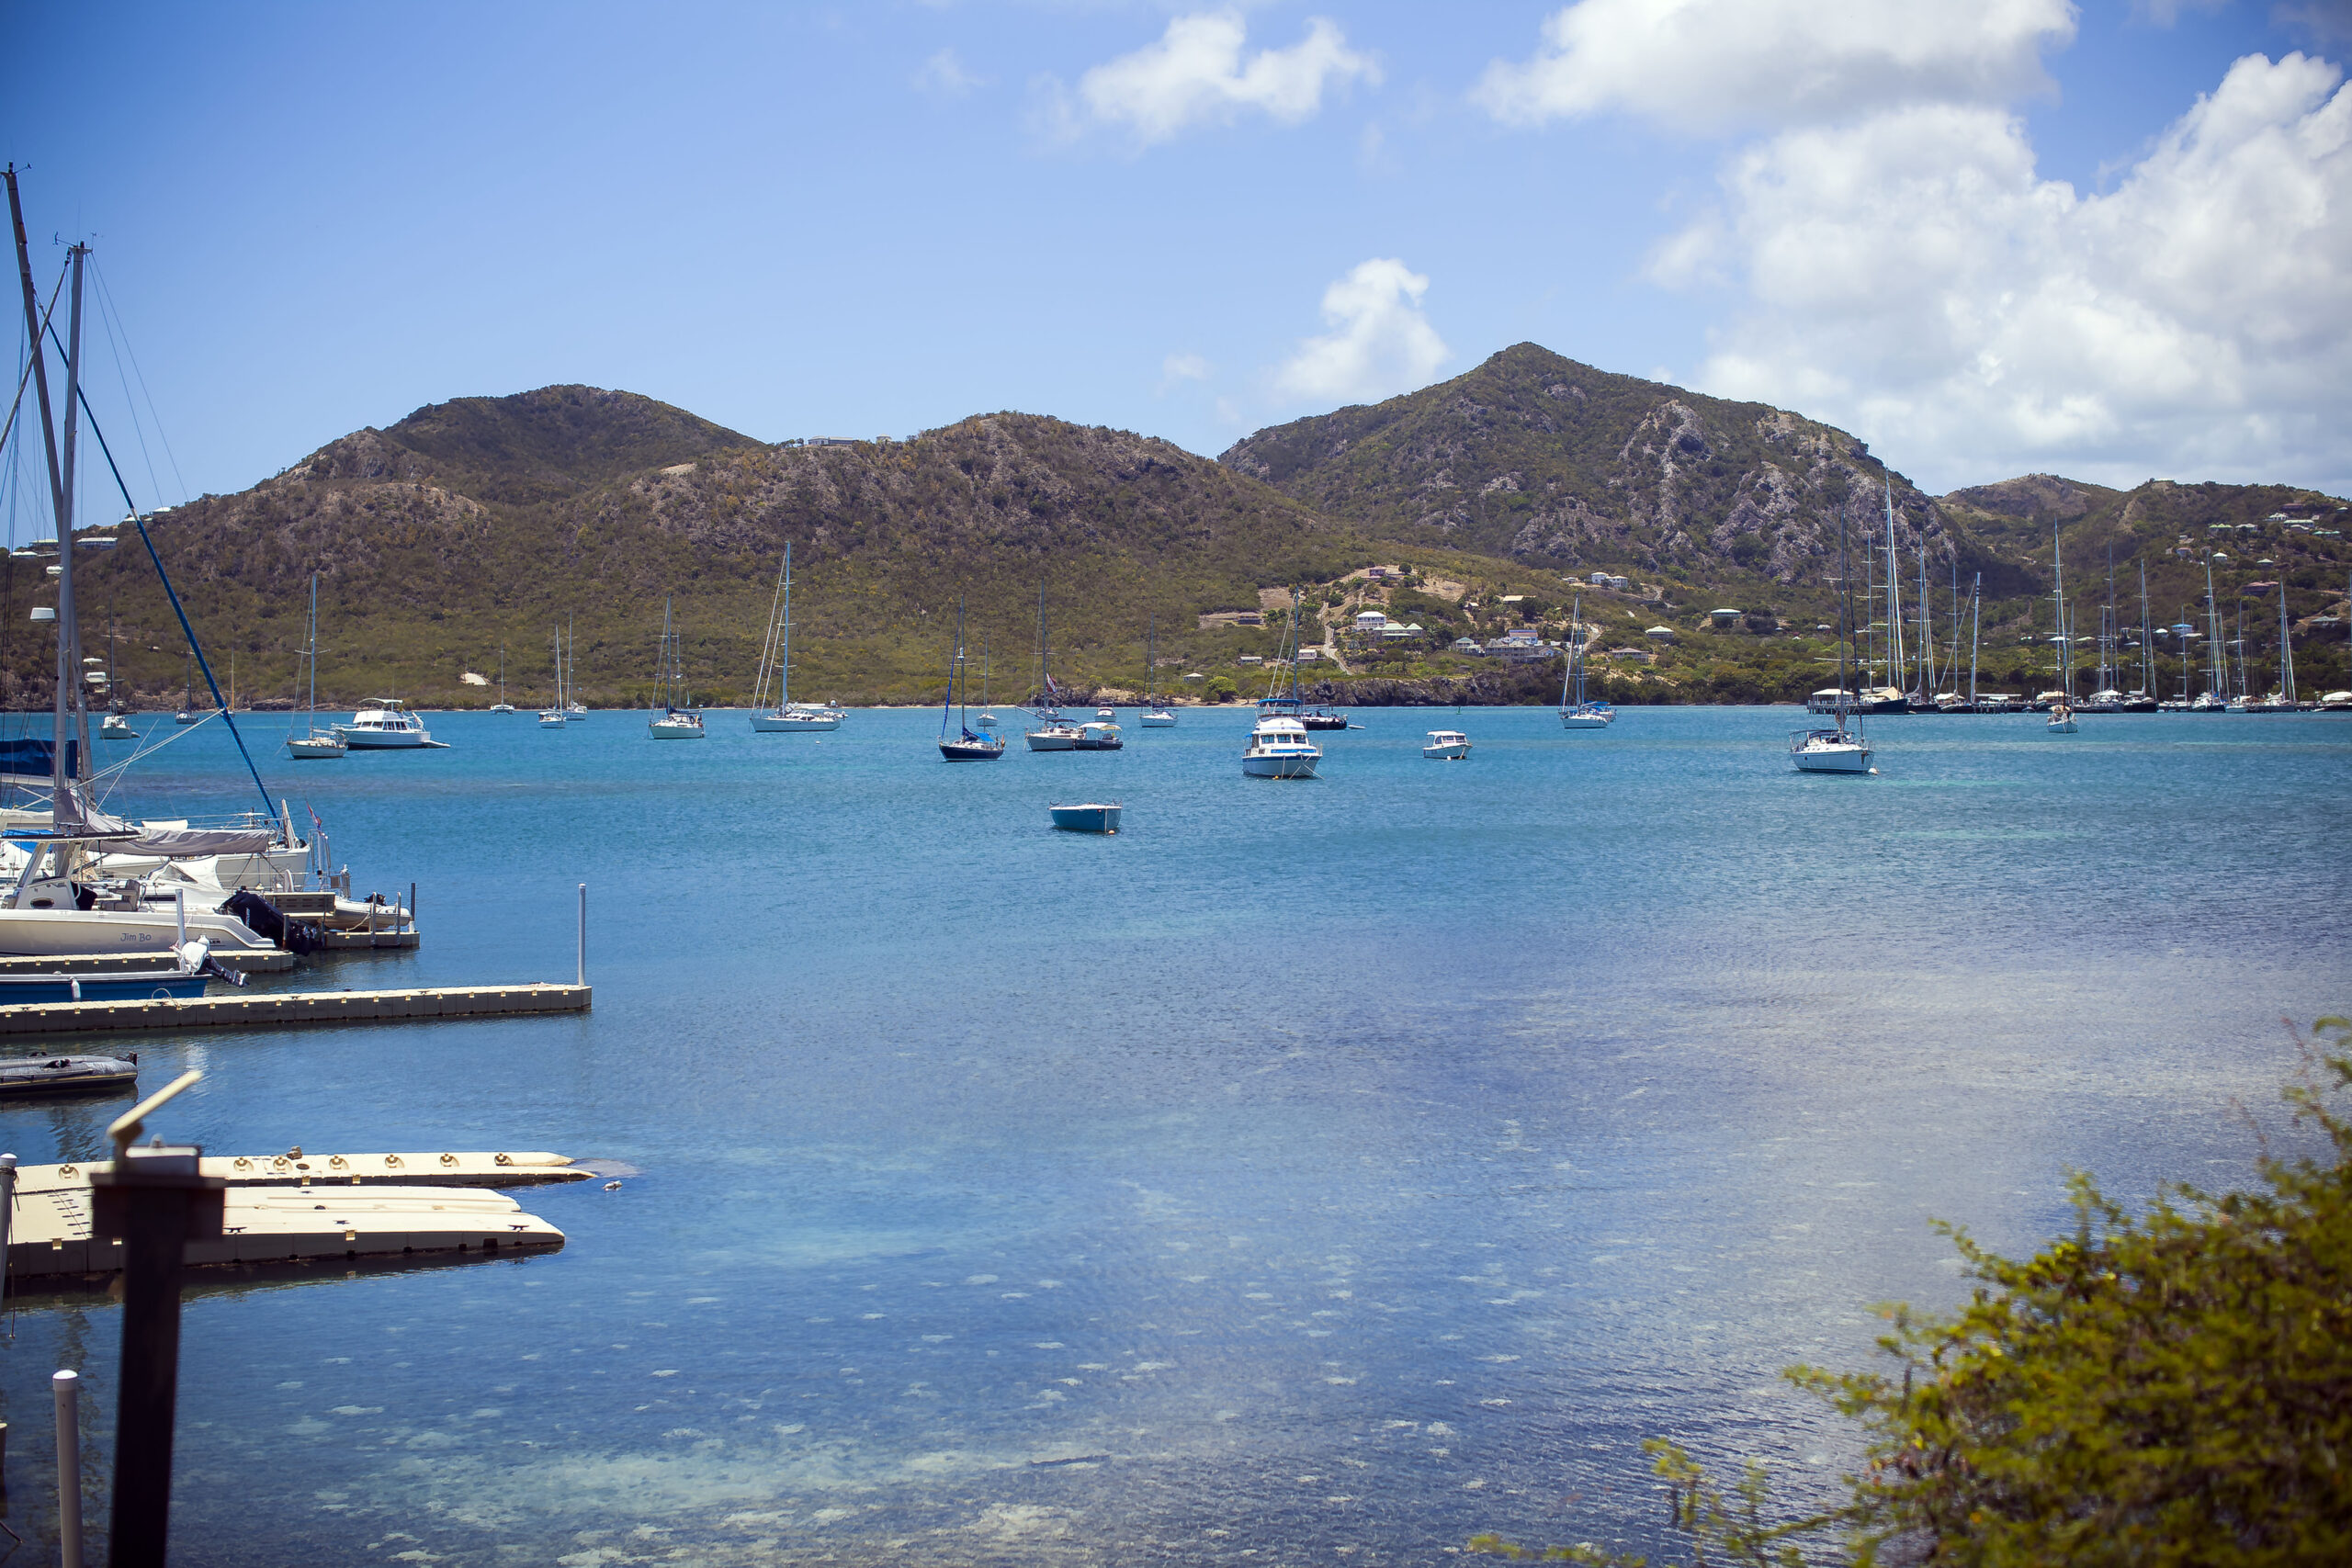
5,0,2347,525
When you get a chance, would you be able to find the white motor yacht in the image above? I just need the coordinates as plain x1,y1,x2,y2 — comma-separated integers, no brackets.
334,699,439,750
1243,713,1320,777
1074,721,1123,750
1423,730,1472,760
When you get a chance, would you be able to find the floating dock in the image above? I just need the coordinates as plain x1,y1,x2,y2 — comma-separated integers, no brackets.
6,1183,565,1280
10,1148,591,1192
0,982,588,1037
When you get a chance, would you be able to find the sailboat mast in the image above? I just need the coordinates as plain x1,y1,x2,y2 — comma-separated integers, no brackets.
1836,500,1854,734
2278,580,2295,703
1883,480,1904,695
2139,559,2154,696
1968,573,1981,706
2203,561,2223,697
307,574,319,726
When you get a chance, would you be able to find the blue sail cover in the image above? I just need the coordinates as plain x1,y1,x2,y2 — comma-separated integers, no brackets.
0,736,55,784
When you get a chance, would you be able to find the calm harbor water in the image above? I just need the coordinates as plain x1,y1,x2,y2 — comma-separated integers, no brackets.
3,704,2347,1565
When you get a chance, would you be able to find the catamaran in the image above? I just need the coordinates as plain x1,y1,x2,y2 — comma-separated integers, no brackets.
1557,591,1613,728
750,542,838,732
286,574,345,758
648,596,704,739
1792,500,1873,773
938,600,1004,761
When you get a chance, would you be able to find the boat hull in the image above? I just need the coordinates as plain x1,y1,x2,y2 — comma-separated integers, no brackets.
649,716,705,739
337,729,432,750
0,1055,139,1097
1790,729,1872,773
0,908,277,958
1243,753,1319,778
751,712,840,733
1049,803,1121,833
939,739,1005,761
1139,712,1177,728
1026,730,1080,751
1558,708,1613,729
0,974,207,1003
286,737,346,760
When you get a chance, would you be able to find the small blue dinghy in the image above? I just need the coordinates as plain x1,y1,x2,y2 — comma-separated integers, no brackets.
1049,801,1122,835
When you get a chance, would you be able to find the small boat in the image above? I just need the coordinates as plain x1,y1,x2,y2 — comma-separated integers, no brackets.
976,638,1000,728
537,626,570,726
0,1053,139,1098
2046,701,2078,734
1139,617,1177,726
1244,593,1321,778
287,574,347,759
173,651,200,723
100,712,135,740
750,544,842,732
537,708,567,728
939,601,1005,761
1094,707,1116,720
1557,590,1614,729
1074,721,1123,750
490,644,517,712
1049,802,1121,834
1298,710,1351,730
1025,721,1082,751
1423,729,1472,760
1792,492,1874,774
334,697,442,749
647,596,705,739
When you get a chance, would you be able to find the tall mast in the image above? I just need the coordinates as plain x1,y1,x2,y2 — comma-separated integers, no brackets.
306,573,319,726
52,242,94,799
2138,559,2154,696
1883,479,1903,694
1968,572,1981,707
781,541,793,710
2051,525,2068,699
2203,560,2223,698
2278,579,2295,704
1836,500,1854,734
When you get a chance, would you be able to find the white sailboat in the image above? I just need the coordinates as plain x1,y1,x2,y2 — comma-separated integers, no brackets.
1557,591,1613,728
1023,587,1083,750
538,625,568,726
2046,527,2078,732
285,574,346,759
489,644,517,713
975,638,999,728
648,596,704,739
750,542,839,732
1140,615,1176,727
1243,592,1320,778
1792,497,1874,774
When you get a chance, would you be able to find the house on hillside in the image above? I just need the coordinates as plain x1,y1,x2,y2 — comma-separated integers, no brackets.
1354,610,1388,633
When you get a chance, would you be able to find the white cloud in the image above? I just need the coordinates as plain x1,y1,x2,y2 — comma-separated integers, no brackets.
1272,258,1451,406
1069,10,1379,146
1473,0,2075,134
1159,351,1212,392
914,49,983,100
1659,52,2352,491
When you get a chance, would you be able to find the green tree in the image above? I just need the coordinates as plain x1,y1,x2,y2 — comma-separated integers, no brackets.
1204,675,1238,703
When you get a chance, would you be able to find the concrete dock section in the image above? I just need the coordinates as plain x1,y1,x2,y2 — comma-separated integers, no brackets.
0,981,589,1037
0,949,296,975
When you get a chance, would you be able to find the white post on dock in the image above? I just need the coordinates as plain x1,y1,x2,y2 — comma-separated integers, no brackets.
175,888,187,950
577,883,586,987
0,1153,14,1303
54,1369,83,1568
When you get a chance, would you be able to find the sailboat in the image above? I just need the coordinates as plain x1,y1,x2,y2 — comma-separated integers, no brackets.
99,611,133,739
1140,615,1176,727
1023,587,1082,750
560,615,590,718
1242,592,1320,779
1557,591,1613,728
648,597,704,739
1791,502,1873,773
173,650,198,724
538,626,568,727
2045,529,2078,733
285,574,345,759
975,638,999,728
490,644,517,713
938,600,1004,761
750,543,838,732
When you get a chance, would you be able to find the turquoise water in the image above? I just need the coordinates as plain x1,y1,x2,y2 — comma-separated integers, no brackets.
3,705,2347,1564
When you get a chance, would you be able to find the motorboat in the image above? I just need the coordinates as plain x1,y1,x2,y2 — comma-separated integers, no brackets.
334,698,441,749
1244,712,1320,777
1049,802,1121,834
1074,721,1123,750
0,940,227,1004
1094,708,1116,720
749,543,842,733
0,1053,139,1097
2316,690,2352,712
1299,710,1351,730
1423,730,1472,760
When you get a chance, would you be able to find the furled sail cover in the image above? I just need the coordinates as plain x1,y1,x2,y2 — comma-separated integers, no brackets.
51,784,276,858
